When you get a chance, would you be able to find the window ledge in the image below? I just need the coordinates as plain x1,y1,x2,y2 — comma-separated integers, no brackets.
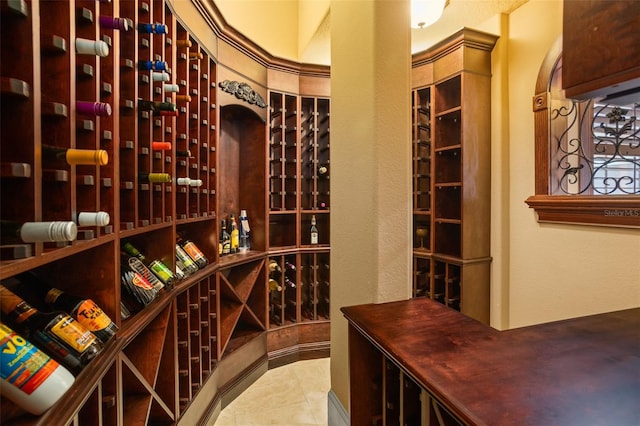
525,195,640,228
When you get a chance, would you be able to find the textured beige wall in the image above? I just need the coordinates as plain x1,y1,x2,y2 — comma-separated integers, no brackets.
329,0,413,413
504,0,640,328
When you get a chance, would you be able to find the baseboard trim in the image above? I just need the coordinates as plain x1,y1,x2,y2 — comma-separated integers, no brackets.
328,388,349,426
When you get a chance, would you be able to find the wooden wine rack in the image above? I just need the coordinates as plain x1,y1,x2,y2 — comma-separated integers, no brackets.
410,29,497,324
0,0,330,424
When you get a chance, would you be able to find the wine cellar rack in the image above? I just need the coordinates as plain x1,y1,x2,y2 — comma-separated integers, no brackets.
0,0,330,424
410,29,497,324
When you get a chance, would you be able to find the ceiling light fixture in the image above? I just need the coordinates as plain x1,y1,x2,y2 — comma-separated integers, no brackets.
411,0,447,29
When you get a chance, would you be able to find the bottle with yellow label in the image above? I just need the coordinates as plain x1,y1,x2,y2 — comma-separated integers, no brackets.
0,284,103,374
0,323,75,415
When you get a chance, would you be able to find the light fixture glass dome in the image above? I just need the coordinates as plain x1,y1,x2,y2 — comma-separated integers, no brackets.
411,0,447,29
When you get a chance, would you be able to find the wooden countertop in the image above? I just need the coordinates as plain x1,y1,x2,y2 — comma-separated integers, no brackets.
341,298,640,426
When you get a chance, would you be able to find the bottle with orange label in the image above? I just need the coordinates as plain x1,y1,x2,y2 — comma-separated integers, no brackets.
15,272,118,344
0,284,103,374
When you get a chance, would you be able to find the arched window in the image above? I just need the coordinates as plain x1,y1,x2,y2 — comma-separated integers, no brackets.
526,38,640,228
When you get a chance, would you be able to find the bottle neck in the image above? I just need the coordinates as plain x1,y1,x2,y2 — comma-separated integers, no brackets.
0,286,37,324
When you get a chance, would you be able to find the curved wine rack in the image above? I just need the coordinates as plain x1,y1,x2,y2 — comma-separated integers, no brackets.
1,0,330,425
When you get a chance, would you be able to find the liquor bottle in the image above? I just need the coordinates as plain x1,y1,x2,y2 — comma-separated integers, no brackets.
0,323,75,415
0,284,103,374
75,38,109,57
98,16,130,31
77,101,112,117
42,288,117,344
138,22,168,34
138,60,168,71
269,260,282,273
175,243,199,276
239,209,251,252
42,145,108,166
0,220,77,243
75,211,110,227
122,242,174,288
138,99,177,116
310,215,319,245
229,215,239,254
220,219,230,255
152,71,170,82
178,238,208,269
120,253,160,308
139,172,171,183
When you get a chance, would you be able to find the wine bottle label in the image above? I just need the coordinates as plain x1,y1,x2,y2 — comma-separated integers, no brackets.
127,257,164,290
74,300,113,334
311,232,318,245
182,241,205,262
176,245,198,271
0,324,58,395
148,260,174,285
49,316,97,353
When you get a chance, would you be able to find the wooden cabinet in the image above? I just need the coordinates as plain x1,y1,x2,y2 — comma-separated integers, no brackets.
0,0,329,424
410,29,496,324
562,0,640,102
342,298,640,426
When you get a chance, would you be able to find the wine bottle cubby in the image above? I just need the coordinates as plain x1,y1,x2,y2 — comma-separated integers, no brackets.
410,30,496,325
1,0,330,423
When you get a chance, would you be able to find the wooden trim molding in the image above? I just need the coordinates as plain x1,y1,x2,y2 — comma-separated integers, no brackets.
527,37,640,228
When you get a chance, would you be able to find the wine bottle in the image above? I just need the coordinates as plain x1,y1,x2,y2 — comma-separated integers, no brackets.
122,242,174,288
268,278,282,292
310,215,319,245
0,284,103,374
77,101,112,117
139,172,171,183
42,145,108,166
229,215,239,254
163,83,179,92
220,219,230,255
138,60,167,71
285,260,296,271
175,243,199,276
189,52,203,60
75,211,110,227
269,260,282,273
176,177,191,186
151,141,172,151
176,149,192,157
175,39,192,48
239,209,251,252
75,38,109,57
138,22,168,34
0,323,75,415
0,220,77,243
178,238,208,269
152,71,170,82
98,16,130,31
284,276,296,288
120,254,160,308
138,99,177,116
42,287,118,344
318,164,328,176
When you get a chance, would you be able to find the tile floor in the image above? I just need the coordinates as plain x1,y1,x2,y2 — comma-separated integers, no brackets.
210,357,331,426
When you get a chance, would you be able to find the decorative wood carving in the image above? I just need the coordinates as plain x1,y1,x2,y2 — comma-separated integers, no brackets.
218,80,267,108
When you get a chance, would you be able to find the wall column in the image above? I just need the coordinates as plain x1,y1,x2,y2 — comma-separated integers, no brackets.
329,0,412,417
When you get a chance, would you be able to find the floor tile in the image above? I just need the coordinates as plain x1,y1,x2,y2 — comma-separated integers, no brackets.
211,358,330,426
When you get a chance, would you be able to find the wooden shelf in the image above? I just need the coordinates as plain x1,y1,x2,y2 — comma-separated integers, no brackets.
410,29,495,325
